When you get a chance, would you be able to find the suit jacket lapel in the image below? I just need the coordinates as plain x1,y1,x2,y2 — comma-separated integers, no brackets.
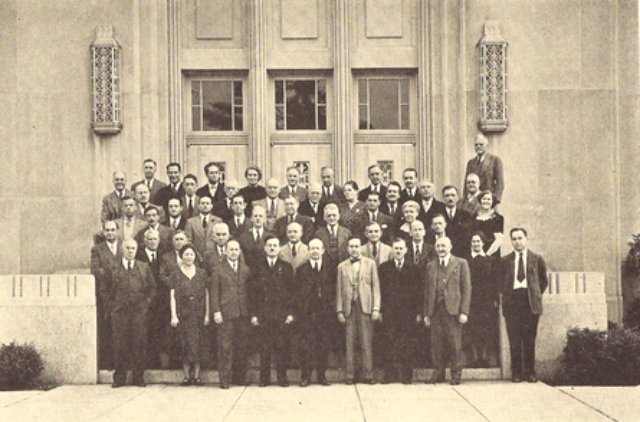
445,257,457,282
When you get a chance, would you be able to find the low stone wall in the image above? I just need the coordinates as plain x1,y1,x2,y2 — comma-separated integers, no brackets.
0,272,606,384
0,275,96,384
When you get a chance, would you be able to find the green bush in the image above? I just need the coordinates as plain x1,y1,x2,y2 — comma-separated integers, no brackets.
560,327,640,385
0,342,44,390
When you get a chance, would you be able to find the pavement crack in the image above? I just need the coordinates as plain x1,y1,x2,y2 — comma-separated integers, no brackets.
452,386,490,421
93,386,160,420
557,388,618,422
222,385,247,421
354,384,367,422
0,390,45,409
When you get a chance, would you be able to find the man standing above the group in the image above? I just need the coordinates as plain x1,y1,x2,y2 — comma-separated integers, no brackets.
279,166,308,203
133,184,166,223
423,237,471,385
181,174,200,221
337,237,381,384
238,205,273,267
103,239,156,387
464,133,504,204
156,162,185,214
417,180,446,228
360,222,392,266
320,166,346,207
204,222,232,276
196,162,226,203
296,239,336,386
213,178,240,221
274,195,314,245
314,203,351,265
226,194,251,238
381,181,403,223
131,159,166,204
136,206,172,254
379,238,422,384
212,238,251,388
250,234,295,387
399,168,419,205
358,164,387,206
184,196,222,259
299,182,326,229
457,173,482,215
501,227,548,383
101,171,130,222
278,222,309,274
91,220,121,369
360,192,394,244
164,198,186,231
442,185,472,258
116,196,148,241
253,178,286,231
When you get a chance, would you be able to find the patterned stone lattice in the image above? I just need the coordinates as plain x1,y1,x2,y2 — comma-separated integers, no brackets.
92,45,121,134
479,43,507,131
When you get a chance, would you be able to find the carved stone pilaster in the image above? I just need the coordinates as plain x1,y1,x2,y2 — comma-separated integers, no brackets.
91,25,122,135
478,21,508,132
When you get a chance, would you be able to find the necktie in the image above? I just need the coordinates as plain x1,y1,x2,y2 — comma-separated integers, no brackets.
255,230,261,242
517,252,525,282
396,261,402,270
172,218,177,229
270,199,276,216
440,259,445,269
324,187,329,196
370,212,375,223
313,262,319,272
146,180,151,189
269,259,274,268
236,217,241,228
372,242,378,258
476,155,482,166
288,215,293,224
128,260,133,270
203,217,208,229
291,244,297,257
188,198,193,214
330,225,335,237
390,204,396,214
150,252,155,263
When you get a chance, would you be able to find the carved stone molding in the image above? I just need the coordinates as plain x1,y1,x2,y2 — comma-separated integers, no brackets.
478,21,508,132
91,25,122,135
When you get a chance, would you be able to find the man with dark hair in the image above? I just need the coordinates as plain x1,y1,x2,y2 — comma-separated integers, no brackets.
184,196,222,259
417,180,446,228
164,197,187,231
133,183,166,223
358,164,387,205
135,206,172,254
213,178,240,221
131,159,167,204
442,185,472,258
360,222,392,266
238,205,274,267
381,181,403,222
336,236,381,384
314,203,351,265
101,171,130,223
399,168,419,205
279,166,308,202
464,133,505,203
181,173,200,220
250,234,295,387
115,196,148,241
320,166,346,207
155,162,185,214
274,195,314,245
379,237,422,384
501,227,548,383
225,193,252,238
196,162,226,203
359,192,394,244
423,237,471,385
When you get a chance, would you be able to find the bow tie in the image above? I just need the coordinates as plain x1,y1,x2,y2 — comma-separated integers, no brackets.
350,258,361,263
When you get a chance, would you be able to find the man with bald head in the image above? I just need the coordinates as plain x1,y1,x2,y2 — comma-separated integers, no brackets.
278,222,309,274
299,182,327,229
423,236,471,385
314,203,351,265
464,132,504,203
274,195,314,244
457,173,482,215
204,222,233,275
101,171,131,222
252,178,286,231
279,166,308,203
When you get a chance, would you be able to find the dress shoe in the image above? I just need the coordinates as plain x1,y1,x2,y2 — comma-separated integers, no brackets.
345,379,354,385
364,379,376,385
259,382,270,387
193,378,203,386
450,378,461,386
526,374,538,383
181,378,191,386
111,383,123,389
278,380,290,387
135,381,147,387
300,379,310,387
220,382,229,389
402,379,412,385
512,376,522,383
319,378,330,386
427,372,445,384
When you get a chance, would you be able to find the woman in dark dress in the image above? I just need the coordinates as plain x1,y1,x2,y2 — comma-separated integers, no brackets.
466,232,499,367
471,190,504,257
238,166,267,216
170,244,210,385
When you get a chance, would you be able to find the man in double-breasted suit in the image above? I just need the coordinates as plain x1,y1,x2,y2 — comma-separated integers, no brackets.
423,236,471,385
314,203,351,266
90,220,122,369
360,222,393,266
274,195,315,245
103,239,156,387
464,133,505,203
184,196,222,260
250,234,295,387
500,227,548,383
299,182,326,229
211,239,251,389
295,239,337,386
379,238,422,383
320,166,346,208
101,171,130,223
238,205,274,268
278,222,310,274
225,194,252,238
336,237,381,384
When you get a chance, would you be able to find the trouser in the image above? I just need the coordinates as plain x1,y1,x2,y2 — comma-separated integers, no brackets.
505,289,540,378
259,320,290,383
299,318,331,381
383,320,415,381
217,317,249,384
345,299,374,380
111,305,148,384
430,303,463,377
97,298,112,369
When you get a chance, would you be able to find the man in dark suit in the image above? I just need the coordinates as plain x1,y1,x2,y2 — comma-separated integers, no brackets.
211,238,251,388
164,197,187,231
399,168,419,205
299,182,326,229
336,237,381,384
130,159,167,204
320,166,346,207
204,222,233,276
196,161,226,203
181,174,200,221
442,185,472,258
359,192,394,244
238,205,273,267
274,195,314,245
464,133,505,203
90,220,121,369
135,207,172,254
381,181,403,224
358,164,387,206
225,193,252,238
423,237,471,385
279,166,308,203
133,183,166,223
501,227,548,383
155,162,185,215
407,220,436,269
184,196,222,259
213,178,240,221
314,203,351,265
101,171,130,223
457,173,482,216
379,238,422,383
250,234,295,387
102,239,156,387
295,238,336,386
417,180,446,229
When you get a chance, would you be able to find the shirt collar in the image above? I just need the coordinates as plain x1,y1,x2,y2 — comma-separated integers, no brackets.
439,254,451,266
395,258,404,267
122,258,135,268
471,250,486,258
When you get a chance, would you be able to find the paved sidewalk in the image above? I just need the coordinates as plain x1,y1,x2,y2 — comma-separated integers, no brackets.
0,382,632,421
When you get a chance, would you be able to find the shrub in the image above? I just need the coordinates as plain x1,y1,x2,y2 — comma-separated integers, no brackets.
0,342,44,390
560,327,640,385
624,298,640,330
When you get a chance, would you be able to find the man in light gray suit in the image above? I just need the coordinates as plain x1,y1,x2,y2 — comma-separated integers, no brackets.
184,196,222,260
337,237,381,384
279,166,308,203
360,222,392,266
278,222,310,274
464,133,505,203
101,171,131,223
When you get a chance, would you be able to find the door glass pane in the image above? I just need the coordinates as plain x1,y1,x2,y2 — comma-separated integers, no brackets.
369,80,399,129
285,80,317,130
202,81,232,131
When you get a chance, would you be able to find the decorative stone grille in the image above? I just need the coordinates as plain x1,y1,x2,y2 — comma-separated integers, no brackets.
478,21,507,132
91,25,122,135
